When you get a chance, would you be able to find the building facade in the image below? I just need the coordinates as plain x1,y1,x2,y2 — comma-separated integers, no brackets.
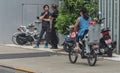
0,0,120,54
0,0,59,43
99,0,120,54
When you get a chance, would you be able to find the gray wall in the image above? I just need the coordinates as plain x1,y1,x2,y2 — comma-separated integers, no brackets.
0,0,59,44
99,0,120,54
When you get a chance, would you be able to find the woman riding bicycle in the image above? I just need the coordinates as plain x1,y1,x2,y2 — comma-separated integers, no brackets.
70,8,91,52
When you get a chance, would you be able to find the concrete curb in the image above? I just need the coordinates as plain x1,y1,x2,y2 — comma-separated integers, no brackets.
0,44,67,54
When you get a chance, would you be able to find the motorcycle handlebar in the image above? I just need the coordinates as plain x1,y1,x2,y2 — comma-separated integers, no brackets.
98,18,105,24
36,16,39,19
100,18,105,21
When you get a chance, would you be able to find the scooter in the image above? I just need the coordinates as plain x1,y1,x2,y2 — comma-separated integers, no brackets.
63,27,76,52
98,18,116,57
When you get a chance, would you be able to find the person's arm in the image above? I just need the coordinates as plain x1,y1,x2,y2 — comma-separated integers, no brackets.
70,18,80,28
51,10,58,18
39,12,47,20
42,16,52,22
74,18,80,27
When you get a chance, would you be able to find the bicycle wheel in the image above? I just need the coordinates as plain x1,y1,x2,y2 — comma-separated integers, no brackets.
87,50,97,66
69,48,78,64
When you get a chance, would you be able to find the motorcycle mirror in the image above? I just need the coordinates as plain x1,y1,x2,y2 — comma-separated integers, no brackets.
36,16,39,19
101,24,104,26
98,11,102,15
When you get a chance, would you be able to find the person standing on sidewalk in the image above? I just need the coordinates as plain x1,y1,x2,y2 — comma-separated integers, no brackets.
50,4,59,49
33,4,51,48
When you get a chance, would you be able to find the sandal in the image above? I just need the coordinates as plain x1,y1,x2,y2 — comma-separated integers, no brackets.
74,47,79,52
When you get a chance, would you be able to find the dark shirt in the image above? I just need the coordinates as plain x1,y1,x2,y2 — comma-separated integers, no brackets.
41,12,51,27
51,10,58,27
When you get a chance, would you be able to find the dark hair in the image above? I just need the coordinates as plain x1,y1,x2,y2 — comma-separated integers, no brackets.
80,8,89,20
43,4,49,10
51,4,58,10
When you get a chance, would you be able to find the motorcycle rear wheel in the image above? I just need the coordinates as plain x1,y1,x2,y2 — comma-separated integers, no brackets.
16,34,27,45
107,49,112,57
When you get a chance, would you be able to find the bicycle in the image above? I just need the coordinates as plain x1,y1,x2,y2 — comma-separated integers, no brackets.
68,29,98,66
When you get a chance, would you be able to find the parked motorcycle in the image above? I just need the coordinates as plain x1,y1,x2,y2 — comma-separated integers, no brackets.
12,18,41,45
98,18,116,57
63,27,76,52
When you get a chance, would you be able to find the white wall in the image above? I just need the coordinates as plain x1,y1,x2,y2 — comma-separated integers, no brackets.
0,0,59,44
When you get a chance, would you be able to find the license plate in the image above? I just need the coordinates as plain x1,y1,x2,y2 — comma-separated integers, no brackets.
70,32,76,38
105,39,112,44
71,32,76,37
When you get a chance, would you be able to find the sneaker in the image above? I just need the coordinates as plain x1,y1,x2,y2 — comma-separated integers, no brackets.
33,45,39,48
44,44,48,48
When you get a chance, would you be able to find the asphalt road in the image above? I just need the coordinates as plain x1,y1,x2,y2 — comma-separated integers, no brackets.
0,45,120,73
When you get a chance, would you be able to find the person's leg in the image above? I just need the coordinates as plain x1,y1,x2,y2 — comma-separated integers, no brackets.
50,29,54,48
44,27,50,48
74,34,80,52
44,42,48,48
53,29,59,48
74,30,89,60
74,30,87,52
44,33,48,48
74,29,82,52
33,28,45,48
37,28,46,46
50,28,58,49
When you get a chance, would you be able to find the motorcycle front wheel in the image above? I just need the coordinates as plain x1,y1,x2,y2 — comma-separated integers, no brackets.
12,32,20,45
63,43,70,52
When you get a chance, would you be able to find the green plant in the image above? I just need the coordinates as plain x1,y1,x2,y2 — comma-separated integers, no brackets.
56,0,98,34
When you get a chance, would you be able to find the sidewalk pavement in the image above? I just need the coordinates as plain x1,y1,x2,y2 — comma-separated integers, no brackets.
1,44,120,62
1,44,65,54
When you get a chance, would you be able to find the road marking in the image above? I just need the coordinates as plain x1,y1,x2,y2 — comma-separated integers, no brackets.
15,67,36,73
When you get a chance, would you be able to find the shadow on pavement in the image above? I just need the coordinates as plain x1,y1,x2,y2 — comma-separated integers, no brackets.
0,52,65,59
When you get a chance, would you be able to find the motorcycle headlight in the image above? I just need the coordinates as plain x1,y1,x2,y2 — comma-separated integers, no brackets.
108,45,112,48
67,35,70,38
